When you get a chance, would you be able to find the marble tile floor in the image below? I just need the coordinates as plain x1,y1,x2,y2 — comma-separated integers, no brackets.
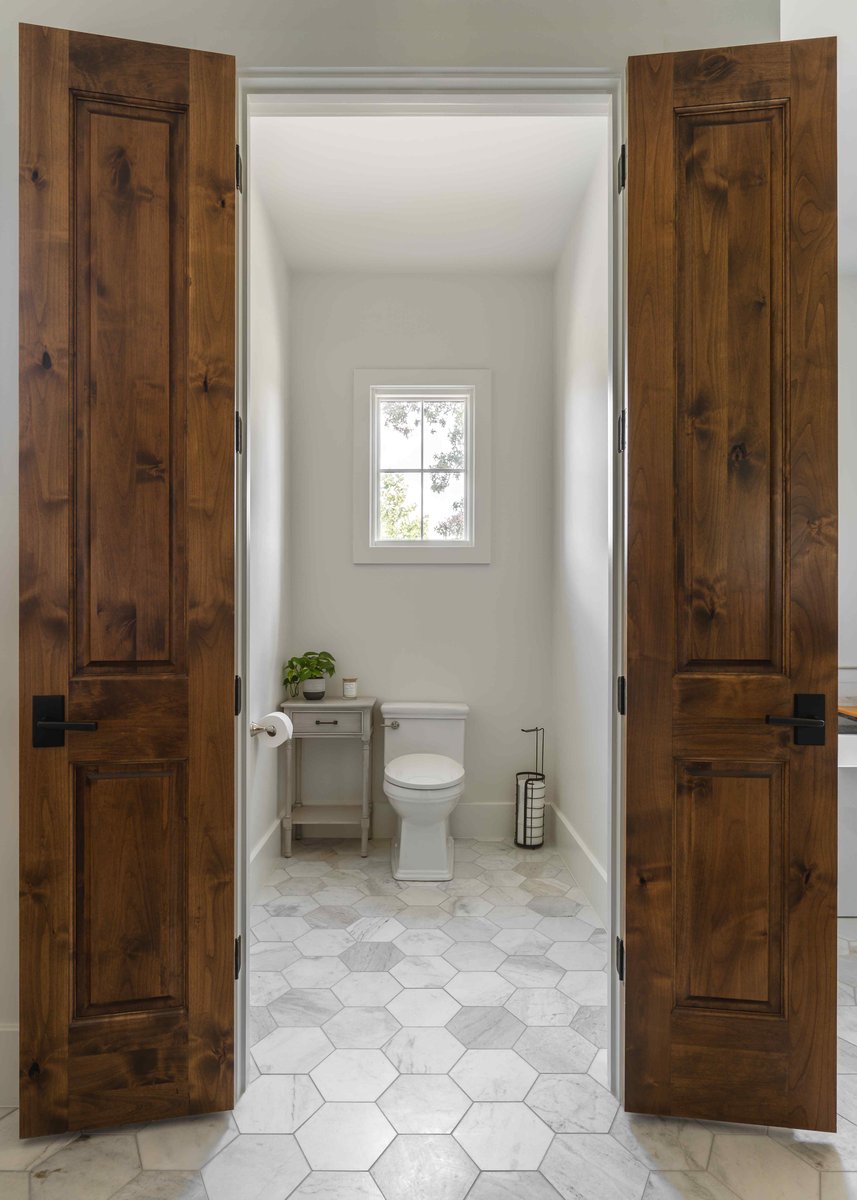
4,840,857,1199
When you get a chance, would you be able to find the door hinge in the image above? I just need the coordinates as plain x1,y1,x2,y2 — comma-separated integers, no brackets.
616,935,625,982
236,144,243,194
235,935,242,980
617,675,626,716
617,408,627,454
235,411,243,454
617,143,627,193
234,675,242,716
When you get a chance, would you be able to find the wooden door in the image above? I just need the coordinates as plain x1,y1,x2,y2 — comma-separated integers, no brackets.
626,37,837,1130
19,24,235,1136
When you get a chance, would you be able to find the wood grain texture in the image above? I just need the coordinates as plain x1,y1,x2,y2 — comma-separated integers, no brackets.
73,96,188,672
68,29,190,103
625,47,677,1121
19,24,235,1136
674,760,783,1013
19,22,72,1137
626,37,837,1131
74,763,186,1018
68,1011,188,1129
186,48,235,1115
675,104,785,671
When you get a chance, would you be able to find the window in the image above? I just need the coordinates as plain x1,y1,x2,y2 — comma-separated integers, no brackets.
353,369,491,564
374,386,471,545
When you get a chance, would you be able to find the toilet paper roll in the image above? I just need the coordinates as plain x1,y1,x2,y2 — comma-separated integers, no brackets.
516,774,546,846
255,711,293,747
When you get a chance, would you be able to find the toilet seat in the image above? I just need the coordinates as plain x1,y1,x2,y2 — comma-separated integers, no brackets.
384,753,464,791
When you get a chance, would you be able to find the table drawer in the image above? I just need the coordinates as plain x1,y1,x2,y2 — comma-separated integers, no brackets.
289,710,364,736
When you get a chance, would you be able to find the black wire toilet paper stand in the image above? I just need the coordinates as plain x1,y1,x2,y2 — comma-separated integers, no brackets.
516,725,545,848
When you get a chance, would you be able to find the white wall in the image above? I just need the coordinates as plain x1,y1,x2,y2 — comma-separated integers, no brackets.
780,0,857,273
550,147,612,924
287,272,554,838
246,193,291,900
780,0,857,691
0,0,782,1106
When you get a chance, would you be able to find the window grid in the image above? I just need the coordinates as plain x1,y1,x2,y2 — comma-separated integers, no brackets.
372,388,472,546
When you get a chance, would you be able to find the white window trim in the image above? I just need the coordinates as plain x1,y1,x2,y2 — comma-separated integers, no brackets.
353,368,492,564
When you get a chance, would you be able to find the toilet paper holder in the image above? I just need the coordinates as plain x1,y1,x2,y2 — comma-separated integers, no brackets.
250,720,278,738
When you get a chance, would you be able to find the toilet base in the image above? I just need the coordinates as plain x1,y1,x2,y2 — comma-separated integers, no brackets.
391,833,455,882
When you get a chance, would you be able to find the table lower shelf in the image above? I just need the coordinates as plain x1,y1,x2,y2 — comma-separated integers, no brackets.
290,804,365,825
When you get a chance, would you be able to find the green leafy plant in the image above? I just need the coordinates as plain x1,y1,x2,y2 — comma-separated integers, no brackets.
283,650,336,698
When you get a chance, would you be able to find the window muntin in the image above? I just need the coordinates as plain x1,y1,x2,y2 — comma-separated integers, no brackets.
371,387,473,546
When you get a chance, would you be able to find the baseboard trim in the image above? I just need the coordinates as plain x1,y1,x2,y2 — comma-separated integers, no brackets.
249,812,284,903
549,804,609,928
0,1023,17,1109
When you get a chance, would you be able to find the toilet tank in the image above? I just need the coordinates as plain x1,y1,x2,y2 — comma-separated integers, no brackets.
381,701,469,767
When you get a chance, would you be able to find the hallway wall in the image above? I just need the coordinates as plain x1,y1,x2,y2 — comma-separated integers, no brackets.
246,193,292,899
550,145,612,924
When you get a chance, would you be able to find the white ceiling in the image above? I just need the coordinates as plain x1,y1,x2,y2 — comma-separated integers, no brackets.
250,115,608,272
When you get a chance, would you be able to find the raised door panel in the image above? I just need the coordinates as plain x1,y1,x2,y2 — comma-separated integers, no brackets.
674,759,784,1015
74,763,186,1018
73,96,187,672
675,104,786,673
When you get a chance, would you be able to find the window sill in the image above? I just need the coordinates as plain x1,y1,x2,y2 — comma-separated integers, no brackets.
354,543,491,565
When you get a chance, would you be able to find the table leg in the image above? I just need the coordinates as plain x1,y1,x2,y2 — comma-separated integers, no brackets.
283,737,294,857
361,737,371,856
295,738,303,842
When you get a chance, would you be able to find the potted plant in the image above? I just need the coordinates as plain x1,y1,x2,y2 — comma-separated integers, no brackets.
283,650,336,701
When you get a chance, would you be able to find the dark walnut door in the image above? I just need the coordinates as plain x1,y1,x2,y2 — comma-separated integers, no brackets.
625,37,838,1129
19,24,235,1135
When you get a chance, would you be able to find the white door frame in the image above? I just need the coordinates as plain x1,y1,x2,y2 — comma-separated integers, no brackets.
234,67,626,1102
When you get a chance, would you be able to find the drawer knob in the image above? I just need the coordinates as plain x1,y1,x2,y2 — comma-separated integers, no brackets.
316,719,339,726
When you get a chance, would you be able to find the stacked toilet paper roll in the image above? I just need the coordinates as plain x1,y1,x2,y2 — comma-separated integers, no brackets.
516,771,546,846
255,711,293,747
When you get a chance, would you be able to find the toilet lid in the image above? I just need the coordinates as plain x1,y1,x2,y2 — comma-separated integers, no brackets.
385,753,465,790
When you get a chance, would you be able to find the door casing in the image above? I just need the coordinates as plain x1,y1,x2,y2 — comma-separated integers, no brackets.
234,69,626,1101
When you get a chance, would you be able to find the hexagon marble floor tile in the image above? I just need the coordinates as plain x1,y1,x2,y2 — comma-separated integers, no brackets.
4,843,857,1200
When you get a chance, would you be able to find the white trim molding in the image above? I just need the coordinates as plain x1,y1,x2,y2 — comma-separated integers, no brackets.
0,1023,17,1108
353,368,492,564
549,803,610,931
248,811,286,905
237,63,625,1099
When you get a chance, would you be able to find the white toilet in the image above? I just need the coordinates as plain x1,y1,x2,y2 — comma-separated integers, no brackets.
381,701,468,881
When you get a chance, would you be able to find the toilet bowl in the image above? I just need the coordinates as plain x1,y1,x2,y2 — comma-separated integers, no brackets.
381,702,468,881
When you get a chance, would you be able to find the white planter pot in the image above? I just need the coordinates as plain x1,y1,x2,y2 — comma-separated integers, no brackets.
302,677,326,701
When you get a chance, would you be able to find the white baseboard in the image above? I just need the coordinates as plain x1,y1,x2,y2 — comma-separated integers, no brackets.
0,1023,17,1108
248,813,284,903
549,804,609,929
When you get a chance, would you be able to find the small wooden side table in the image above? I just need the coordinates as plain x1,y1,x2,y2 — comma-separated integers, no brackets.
279,696,376,857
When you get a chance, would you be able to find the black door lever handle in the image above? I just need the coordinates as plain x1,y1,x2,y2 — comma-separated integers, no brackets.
32,695,98,748
765,715,825,728
764,694,826,746
35,720,98,732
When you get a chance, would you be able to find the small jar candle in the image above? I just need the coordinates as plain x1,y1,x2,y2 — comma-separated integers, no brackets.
342,677,358,699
